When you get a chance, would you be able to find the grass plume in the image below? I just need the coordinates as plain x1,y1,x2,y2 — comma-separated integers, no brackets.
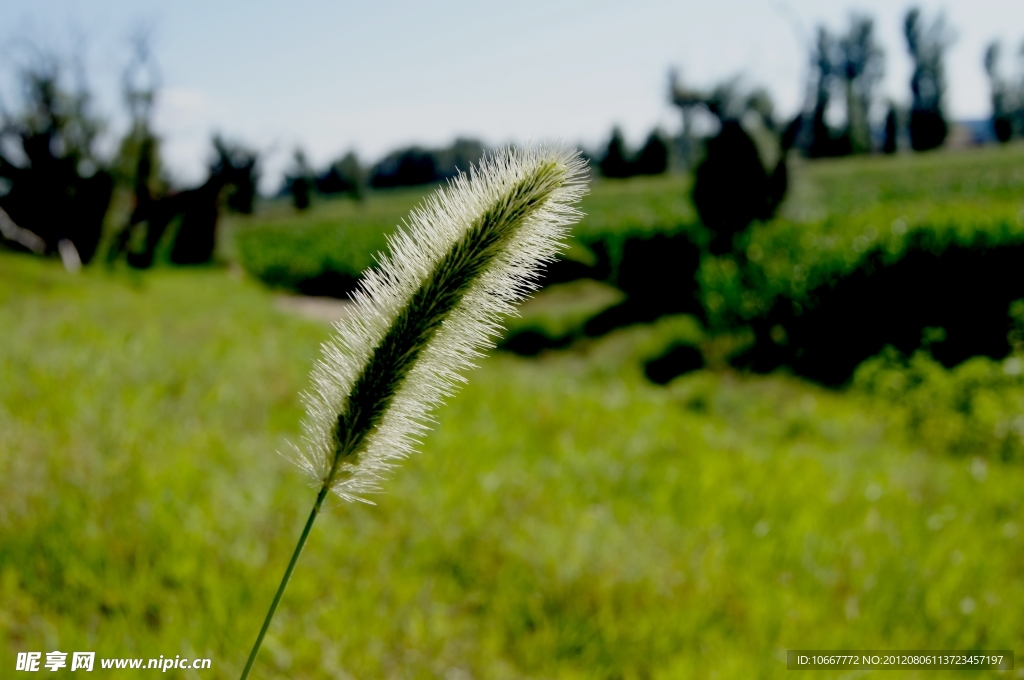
240,145,588,678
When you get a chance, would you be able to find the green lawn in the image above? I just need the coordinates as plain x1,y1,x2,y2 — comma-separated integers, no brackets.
2,249,1022,678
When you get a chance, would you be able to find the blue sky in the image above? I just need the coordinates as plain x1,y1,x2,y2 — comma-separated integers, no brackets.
2,0,1021,190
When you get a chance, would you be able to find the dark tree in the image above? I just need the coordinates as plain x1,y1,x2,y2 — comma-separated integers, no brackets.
114,33,164,196
110,137,259,268
316,151,364,198
806,27,846,158
793,15,885,157
984,41,1015,143
670,74,756,164
431,138,485,179
599,127,632,178
285,149,314,210
368,138,485,189
671,77,791,255
634,131,669,176
597,127,670,179
693,121,786,255
106,34,170,267
904,8,950,151
0,59,113,263
214,137,258,214
882,103,899,154
107,41,258,267
837,15,884,154
668,70,704,168
370,147,436,188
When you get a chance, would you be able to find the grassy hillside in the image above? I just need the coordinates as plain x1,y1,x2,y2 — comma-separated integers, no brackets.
227,144,1024,312
221,187,427,295
223,172,700,296
2,250,1022,678
707,144,1024,324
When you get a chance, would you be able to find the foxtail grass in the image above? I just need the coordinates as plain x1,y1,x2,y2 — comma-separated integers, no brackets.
240,145,588,679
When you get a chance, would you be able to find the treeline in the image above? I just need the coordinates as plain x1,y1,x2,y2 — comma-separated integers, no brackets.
984,38,1024,142
597,129,670,179
281,138,486,210
592,5,1023,180
790,7,951,156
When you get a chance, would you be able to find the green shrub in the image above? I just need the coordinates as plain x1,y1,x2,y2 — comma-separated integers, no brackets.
701,146,1024,326
854,347,1024,461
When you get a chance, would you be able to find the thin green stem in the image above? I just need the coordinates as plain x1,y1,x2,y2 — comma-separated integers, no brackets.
239,485,329,680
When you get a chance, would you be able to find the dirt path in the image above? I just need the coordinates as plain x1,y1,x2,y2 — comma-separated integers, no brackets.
274,294,355,324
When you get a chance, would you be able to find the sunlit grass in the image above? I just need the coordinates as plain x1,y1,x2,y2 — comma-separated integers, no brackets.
2,251,1021,678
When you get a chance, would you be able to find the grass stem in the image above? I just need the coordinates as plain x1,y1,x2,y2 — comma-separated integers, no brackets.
239,485,329,680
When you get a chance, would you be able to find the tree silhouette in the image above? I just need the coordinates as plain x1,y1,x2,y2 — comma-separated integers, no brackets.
837,15,884,154
316,151,364,199
634,131,669,176
0,58,112,263
673,79,791,255
882,103,899,154
984,41,1016,143
597,127,670,179
805,28,846,158
694,121,787,255
109,137,259,268
108,33,168,265
368,138,486,189
285,149,314,210
215,137,258,215
599,127,632,178
904,8,950,151
432,138,485,179
668,70,704,167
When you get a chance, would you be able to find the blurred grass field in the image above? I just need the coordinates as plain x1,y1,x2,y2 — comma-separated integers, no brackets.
3,146,1024,678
